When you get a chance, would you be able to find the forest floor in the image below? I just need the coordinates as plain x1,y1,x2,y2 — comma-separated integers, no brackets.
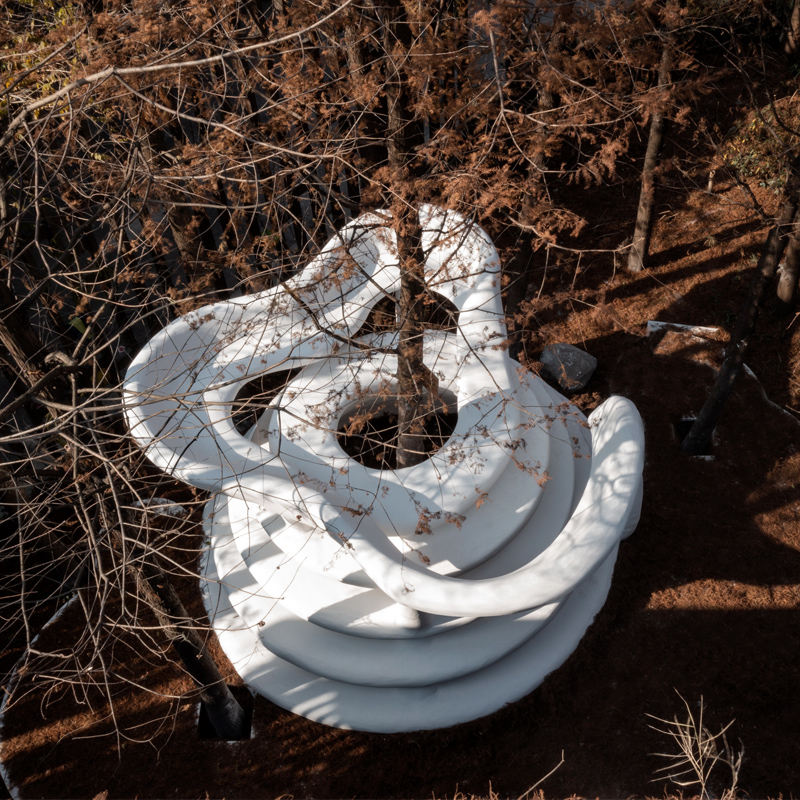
3,161,800,799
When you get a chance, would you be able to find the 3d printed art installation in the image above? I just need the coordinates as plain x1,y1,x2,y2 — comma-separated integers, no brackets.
124,207,645,733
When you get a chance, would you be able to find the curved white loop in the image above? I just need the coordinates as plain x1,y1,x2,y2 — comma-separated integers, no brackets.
205,369,579,641
209,512,565,688
202,541,621,733
124,206,535,569
272,395,642,619
127,205,646,731
124,206,516,501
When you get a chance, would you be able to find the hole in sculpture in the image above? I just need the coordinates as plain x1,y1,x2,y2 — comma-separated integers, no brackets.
231,368,302,436
359,295,398,336
357,292,459,338
337,390,458,470
421,291,459,332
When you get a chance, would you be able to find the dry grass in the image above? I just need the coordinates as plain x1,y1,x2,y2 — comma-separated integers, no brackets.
648,693,744,800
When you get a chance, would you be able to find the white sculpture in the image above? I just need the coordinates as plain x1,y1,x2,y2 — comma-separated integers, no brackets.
124,207,644,733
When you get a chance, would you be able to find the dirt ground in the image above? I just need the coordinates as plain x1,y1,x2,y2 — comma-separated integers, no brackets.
2,171,800,799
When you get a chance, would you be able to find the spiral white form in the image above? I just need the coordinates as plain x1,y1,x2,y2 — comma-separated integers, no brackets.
124,207,644,733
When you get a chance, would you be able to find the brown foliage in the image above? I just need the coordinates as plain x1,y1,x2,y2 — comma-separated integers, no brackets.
0,0,794,754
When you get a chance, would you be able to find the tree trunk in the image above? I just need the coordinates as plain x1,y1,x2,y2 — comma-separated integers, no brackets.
682,197,799,455
627,42,671,273
777,208,800,308
127,544,248,739
381,0,428,469
786,0,800,59
395,211,428,469
528,4,571,181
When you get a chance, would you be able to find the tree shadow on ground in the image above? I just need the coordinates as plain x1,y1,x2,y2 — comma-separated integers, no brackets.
4,314,800,800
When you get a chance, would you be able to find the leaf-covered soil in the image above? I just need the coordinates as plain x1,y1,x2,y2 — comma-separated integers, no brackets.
3,173,800,799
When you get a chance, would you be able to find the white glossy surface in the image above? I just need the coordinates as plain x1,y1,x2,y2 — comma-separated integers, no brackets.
202,542,620,733
125,207,645,731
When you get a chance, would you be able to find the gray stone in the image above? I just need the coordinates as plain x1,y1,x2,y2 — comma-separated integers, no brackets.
540,343,598,392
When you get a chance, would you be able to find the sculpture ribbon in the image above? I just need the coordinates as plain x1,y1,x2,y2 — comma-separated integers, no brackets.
124,206,645,731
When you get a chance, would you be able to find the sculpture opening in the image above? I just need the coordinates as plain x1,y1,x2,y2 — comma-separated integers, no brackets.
231,368,302,436
337,389,459,469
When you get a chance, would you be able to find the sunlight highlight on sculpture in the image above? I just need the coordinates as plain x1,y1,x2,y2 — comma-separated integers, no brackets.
124,207,645,733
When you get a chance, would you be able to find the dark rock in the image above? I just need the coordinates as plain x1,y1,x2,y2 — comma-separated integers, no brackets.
540,343,597,392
